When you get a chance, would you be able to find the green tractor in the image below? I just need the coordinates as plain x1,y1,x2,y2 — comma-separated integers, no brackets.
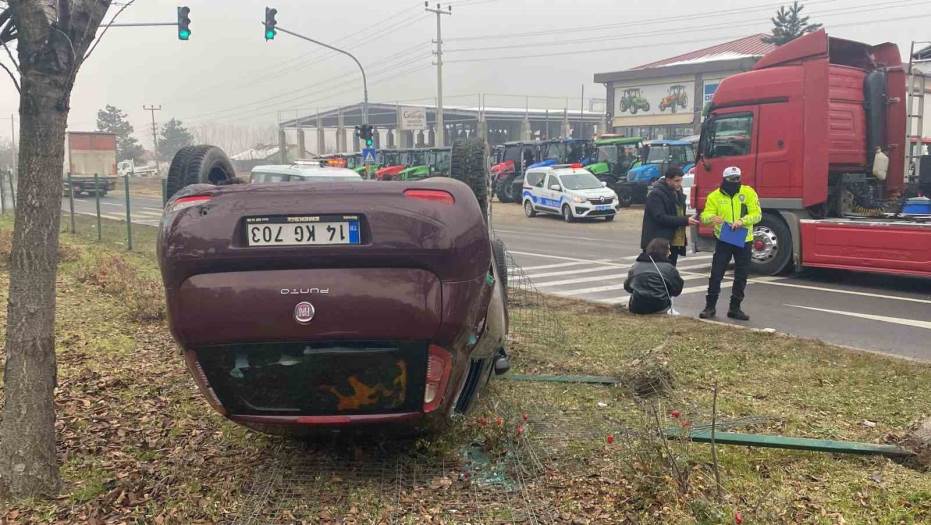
618,88,650,115
585,136,643,207
397,147,452,180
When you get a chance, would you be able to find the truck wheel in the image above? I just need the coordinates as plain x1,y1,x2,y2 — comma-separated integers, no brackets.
451,137,488,221
166,145,236,201
751,214,793,275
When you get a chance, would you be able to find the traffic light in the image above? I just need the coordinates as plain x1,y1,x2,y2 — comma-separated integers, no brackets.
359,125,374,147
177,6,191,40
264,7,278,40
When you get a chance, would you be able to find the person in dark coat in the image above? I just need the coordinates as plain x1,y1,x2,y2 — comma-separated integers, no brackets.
640,165,699,266
624,238,685,315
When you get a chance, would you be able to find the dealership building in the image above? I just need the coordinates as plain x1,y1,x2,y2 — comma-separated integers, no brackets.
594,35,777,140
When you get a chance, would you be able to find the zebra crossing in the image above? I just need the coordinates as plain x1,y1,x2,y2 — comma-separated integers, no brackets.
512,251,723,307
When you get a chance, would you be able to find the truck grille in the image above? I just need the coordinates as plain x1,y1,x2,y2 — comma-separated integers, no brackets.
195,341,427,415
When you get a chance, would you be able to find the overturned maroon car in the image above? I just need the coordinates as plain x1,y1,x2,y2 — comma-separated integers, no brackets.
158,143,508,436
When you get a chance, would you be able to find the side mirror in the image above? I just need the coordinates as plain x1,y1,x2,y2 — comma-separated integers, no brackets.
550,184,561,191
602,181,608,187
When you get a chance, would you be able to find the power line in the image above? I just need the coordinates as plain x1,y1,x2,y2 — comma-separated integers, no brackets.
444,0,839,42
445,11,931,64
444,0,926,54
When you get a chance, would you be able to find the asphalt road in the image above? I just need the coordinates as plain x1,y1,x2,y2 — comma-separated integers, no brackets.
54,193,931,361
490,202,931,362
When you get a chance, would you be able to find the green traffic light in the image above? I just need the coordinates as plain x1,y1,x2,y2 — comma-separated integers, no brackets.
265,30,276,40
179,30,191,40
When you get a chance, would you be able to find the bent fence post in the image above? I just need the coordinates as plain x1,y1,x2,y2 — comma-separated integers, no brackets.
94,173,102,241
124,174,133,250
67,172,76,234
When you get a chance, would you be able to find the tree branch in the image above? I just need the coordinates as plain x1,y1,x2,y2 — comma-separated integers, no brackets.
1,35,17,71
0,58,19,92
82,0,132,62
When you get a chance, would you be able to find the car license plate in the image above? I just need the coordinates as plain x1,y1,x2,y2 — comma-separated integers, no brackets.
245,215,361,246
595,205,612,211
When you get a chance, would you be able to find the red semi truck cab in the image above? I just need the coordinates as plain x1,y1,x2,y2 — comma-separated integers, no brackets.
693,30,931,278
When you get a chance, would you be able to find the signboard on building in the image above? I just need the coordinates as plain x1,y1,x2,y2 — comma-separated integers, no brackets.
399,106,427,130
612,80,695,128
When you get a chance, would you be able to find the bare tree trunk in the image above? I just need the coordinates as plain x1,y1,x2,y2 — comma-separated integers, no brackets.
0,0,111,499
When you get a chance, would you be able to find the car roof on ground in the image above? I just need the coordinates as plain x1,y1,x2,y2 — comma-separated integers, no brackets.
251,164,362,179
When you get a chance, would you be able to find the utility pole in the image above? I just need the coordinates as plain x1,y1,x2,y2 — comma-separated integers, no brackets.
426,2,452,147
143,104,162,173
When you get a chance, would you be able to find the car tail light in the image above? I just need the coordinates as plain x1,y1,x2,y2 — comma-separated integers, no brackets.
423,345,452,413
404,189,455,205
183,351,226,415
166,194,211,213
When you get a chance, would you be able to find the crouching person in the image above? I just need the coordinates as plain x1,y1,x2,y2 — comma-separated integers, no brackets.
623,238,684,314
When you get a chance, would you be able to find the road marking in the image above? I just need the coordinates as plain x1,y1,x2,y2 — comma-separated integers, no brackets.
494,228,617,243
508,250,631,268
751,277,931,305
520,261,606,271
787,305,931,330
528,265,629,279
555,273,708,296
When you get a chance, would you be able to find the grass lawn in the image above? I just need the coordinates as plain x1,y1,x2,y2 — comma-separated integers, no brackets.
0,213,929,523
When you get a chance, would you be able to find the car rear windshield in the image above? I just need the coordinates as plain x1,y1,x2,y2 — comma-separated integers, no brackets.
559,172,602,190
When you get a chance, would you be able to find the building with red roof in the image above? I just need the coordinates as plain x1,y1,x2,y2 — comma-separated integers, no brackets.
594,35,777,139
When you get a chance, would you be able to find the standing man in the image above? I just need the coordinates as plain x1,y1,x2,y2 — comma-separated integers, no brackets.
640,165,699,266
699,166,761,321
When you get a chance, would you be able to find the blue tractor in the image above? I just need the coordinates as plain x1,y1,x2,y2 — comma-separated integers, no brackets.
615,139,695,206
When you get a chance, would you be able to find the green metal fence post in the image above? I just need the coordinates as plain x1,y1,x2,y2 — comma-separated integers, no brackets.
124,174,133,250
94,173,102,241
67,172,76,234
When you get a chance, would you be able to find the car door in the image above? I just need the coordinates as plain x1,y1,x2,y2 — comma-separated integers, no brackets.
542,173,562,211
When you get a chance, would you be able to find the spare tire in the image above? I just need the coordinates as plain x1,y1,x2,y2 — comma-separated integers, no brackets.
166,145,236,201
450,137,488,220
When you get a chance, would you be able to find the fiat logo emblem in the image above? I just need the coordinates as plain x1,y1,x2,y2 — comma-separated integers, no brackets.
294,301,315,324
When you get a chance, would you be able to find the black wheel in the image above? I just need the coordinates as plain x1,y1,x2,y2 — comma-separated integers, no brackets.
450,137,488,220
616,186,633,208
166,145,236,201
495,178,515,203
751,214,793,275
492,236,508,292
604,214,616,222
523,200,536,217
562,204,574,223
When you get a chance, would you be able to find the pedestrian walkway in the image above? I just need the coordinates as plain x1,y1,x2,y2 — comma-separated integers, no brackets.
513,251,720,306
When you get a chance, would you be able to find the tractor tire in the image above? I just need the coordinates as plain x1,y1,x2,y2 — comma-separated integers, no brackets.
495,178,515,203
751,213,793,275
166,145,236,201
615,186,634,208
450,137,488,221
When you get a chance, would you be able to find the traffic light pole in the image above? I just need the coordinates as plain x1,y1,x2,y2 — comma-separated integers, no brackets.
273,26,368,124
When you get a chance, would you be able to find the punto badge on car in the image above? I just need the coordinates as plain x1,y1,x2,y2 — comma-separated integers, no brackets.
294,301,315,324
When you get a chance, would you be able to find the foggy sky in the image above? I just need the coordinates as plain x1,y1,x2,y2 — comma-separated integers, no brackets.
0,0,928,150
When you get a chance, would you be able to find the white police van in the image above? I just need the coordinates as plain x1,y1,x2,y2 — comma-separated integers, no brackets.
522,164,620,222
251,163,363,183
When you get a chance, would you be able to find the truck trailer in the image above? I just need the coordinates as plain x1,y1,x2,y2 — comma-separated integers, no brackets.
63,131,118,197
692,30,931,278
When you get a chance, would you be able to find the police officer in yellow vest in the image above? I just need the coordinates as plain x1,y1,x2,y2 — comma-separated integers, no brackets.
699,166,761,321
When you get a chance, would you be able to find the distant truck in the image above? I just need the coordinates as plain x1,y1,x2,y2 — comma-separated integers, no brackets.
63,131,118,197
693,30,931,277
117,159,159,177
